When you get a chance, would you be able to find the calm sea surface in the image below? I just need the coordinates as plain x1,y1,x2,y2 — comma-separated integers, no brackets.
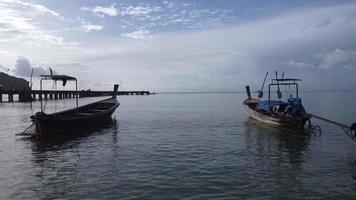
1,92,356,199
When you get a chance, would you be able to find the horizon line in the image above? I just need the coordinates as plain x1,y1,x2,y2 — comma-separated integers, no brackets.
157,89,356,94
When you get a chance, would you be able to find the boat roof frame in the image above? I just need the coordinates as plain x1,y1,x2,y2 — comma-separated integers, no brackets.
39,74,78,112
271,78,301,83
40,75,77,81
267,80,300,111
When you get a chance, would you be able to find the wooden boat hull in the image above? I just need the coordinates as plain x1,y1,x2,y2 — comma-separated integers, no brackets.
243,98,309,130
31,97,119,135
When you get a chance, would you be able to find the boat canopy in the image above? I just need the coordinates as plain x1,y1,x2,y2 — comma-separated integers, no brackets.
40,75,77,81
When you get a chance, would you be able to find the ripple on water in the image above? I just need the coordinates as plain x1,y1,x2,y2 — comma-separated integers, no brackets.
1,93,356,199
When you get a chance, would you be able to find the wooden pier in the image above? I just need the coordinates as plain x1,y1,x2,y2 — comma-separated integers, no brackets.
0,89,151,102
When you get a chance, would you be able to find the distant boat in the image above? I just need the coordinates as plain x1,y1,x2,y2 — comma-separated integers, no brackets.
243,72,310,130
30,74,120,135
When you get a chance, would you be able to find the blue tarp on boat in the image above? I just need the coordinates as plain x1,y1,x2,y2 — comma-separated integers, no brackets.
257,100,287,111
257,98,305,116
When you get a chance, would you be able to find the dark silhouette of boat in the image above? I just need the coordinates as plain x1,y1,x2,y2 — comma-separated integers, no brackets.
30,74,119,135
243,72,310,130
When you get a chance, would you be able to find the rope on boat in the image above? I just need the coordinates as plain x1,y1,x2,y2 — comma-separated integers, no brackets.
306,119,321,135
16,123,36,136
309,113,356,141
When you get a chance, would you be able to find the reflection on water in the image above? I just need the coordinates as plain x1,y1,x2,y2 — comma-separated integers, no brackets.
28,117,118,153
16,117,119,200
243,118,312,198
1,93,356,199
245,117,311,157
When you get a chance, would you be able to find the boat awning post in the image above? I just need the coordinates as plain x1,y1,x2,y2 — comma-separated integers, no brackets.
40,78,43,112
268,84,271,111
39,74,78,112
75,79,78,111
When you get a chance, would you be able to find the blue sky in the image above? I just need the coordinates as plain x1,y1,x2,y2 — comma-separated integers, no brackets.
0,0,356,91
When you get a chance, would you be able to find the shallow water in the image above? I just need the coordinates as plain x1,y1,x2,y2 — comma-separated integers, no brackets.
1,92,356,199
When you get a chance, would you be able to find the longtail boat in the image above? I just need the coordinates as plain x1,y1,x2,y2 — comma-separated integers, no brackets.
30,74,120,135
243,72,310,130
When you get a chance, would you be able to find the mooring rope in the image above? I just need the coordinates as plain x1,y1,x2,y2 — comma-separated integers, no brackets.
342,127,356,141
307,119,322,135
16,123,35,136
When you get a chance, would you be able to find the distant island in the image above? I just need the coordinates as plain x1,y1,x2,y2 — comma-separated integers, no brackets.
0,72,30,91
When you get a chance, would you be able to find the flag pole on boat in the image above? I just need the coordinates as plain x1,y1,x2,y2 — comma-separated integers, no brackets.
258,72,268,99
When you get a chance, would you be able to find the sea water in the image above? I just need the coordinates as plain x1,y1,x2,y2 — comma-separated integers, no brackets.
1,92,356,199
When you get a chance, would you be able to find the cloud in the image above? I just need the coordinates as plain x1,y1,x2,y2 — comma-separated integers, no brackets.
286,60,315,69
76,3,356,91
0,0,76,49
121,6,160,16
252,7,264,12
0,64,9,71
12,56,50,77
0,0,61,18
287,49,356,70
81,4,118,17
170,18,193,24
121,30,152,40
1,1,356,91
82,24,103,32
80,2,235,33
163,1,174,9
318,49,356,70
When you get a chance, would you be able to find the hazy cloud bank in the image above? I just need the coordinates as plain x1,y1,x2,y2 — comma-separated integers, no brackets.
12,56,51,77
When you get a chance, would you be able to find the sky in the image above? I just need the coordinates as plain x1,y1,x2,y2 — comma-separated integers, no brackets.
0,0,356,92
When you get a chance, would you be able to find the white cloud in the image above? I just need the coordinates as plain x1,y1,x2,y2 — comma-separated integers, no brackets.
163,0,174,9
0,8,35,31
82,24,103,32
121,6,160,16
0,64,9,71
78,2,234,35
285,60,315,69
318,49,356,70
0,0,61,18
170,18,193,24
81,4,118,17
121,30,152,40
288,49,356,70
0,0,74,48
